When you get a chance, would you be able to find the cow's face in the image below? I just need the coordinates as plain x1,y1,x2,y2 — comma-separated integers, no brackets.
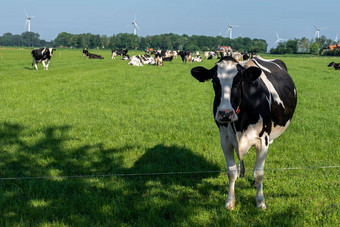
191,56,261,124
48,48,55,56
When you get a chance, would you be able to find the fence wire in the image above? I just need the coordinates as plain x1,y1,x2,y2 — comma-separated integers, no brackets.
1,165,339,181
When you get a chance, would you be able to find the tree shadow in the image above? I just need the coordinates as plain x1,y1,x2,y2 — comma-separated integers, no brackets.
0,122,221,225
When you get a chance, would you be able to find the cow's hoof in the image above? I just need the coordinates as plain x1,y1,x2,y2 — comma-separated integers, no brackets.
226,201,235,210
256,201,266,210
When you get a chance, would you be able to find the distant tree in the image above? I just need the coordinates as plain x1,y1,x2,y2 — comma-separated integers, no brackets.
310,42,319,55
298,37,310,53
55,32,72,47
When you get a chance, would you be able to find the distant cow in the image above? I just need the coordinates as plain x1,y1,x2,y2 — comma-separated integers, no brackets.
83,49,104,59
191,56,297,210
328,62,340,70
128,55,143,66
83,48,88,57
204,51,217,59
178,51,192,64
112,49,128,59
31,47,56,70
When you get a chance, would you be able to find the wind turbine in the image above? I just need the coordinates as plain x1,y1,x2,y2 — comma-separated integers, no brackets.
335,33,338,43
131,15,140,35
226,19,238,39
275,32,287,44
314,25,327,38
24,10,35,32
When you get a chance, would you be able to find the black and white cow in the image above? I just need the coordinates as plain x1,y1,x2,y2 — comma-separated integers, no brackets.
112,49,128,59
328,62,340,70
31,48,56,70
191,56,297,210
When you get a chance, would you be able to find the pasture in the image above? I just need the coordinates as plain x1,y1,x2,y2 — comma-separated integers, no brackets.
0,48,339,226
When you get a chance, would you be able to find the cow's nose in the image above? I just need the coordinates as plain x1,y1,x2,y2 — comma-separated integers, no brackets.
218,110,234,122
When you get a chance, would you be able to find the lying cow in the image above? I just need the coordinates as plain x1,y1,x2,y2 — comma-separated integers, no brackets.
83,49,104,59
191,56,297,210
328,62,340,70
128,55,143,66
31,48,56,70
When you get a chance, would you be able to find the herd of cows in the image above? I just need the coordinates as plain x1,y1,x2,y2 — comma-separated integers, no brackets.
30,47,340,71
29,46,251,70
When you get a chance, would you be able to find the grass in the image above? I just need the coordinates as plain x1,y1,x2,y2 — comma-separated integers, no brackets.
0,47,339,226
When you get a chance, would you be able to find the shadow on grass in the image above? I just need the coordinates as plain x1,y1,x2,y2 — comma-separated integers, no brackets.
0,122,220,225
0,122,304,226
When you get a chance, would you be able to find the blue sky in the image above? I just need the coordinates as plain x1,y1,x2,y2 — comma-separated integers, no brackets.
1,0,339,49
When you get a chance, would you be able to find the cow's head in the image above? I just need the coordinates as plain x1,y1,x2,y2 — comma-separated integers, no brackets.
191,56,262,124
43,48,56,57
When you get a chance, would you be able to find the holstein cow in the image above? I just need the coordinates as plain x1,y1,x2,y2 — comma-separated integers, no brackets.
328,62,340,70
112,49,128,59
191,56,297,210
31,48,56,70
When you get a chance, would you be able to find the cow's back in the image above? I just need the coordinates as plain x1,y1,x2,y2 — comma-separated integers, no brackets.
249,57,297,142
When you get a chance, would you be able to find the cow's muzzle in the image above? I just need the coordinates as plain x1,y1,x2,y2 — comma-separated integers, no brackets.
217,110,236,123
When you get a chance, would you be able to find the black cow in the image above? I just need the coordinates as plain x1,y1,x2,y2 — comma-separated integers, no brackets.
191,56,297,210
87,53,104,59
178,51,192,64
328,62,340,70
83,48,88,57
31,48,56,70
112,49,128,59
83,49,104,59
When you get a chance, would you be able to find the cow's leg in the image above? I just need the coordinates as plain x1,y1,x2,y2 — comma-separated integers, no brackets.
42,60,46,70
220,129,237,210
45,60,50,70
253,138,269,209
238,160,245,178
32,58,38,70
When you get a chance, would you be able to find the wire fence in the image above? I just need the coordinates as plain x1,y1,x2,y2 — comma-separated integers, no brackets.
1,165,339,181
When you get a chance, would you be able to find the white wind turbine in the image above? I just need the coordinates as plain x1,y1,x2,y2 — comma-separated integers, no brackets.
335,33,338,43
24,10,35,32
131,15,140,35
275,32,287,44
226,19,238,39
314,25,327,38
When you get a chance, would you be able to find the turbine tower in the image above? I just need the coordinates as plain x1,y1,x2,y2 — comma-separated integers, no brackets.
314,25,327,38
275,32,287,44
226,19,238,39
131,16,140,35
24,10,35,32
335,33,338,43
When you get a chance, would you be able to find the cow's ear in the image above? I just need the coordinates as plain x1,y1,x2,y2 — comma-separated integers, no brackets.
242,66,262,82
191,65,217,82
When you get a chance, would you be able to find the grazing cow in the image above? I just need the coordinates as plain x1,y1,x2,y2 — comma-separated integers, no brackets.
191,56,297,210
31,47,56,70
328,62,340,70
112,49,128,59
178,51,192,63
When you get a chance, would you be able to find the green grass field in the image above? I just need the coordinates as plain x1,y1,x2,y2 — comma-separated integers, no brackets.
0,48,339,226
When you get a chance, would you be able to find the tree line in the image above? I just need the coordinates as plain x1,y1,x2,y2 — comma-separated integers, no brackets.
269,35,339,55
2,32,339,55
0,32,267,53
